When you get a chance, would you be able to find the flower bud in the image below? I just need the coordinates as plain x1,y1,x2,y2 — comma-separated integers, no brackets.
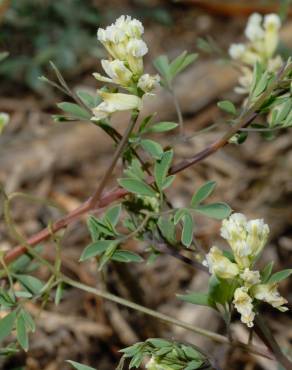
229,43,246,60
264,14,281,58
94,59,133,87
92,91,142,121
245,13,265,42
233,287,255,327
138,73,160,93
252,283,288,312
220,213,269,268
240,268,260,287
204,246,239,279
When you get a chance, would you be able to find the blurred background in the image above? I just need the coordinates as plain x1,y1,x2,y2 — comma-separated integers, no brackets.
0,1,292,369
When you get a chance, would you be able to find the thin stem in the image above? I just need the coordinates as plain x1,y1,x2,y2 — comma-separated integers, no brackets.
4,63,292,265
89,111,139,208
63,277,273,360
170,87,184,136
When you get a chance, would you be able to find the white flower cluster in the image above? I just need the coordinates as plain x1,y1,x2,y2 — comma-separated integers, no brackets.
205,213,288,327
92,16,160,121
229,13,282,94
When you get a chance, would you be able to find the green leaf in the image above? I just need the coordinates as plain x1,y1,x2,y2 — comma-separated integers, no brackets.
153,55,170,82
267,269,292,284
194,203,231,220
208,276,237,305
174,208,187,225
169,51,197,78
98,242,118,270
87,216,100,242
154,150,173,191
0,113,9,134
16,314,29,351
177,292,215,308
185,360,204,370
104,204,121,228
0,311,16,342
20,310,35,333
67,360,96,370
124,159,145,181
15,274,44,295
120,342,143,356
147,338,171,348
181,345,202,360
222,250,235,263
162,175,175,190
139,114,155,133
80,240,114,261
118,178,157,197
57,102,91,120
158,216,177,244
111,250,144,263
76,90,100,109
55,283,64,305
140,139,164,159
261,261,274,283
181,212,193,247
217,100,237,115
145,121,178,133
191,181,216,207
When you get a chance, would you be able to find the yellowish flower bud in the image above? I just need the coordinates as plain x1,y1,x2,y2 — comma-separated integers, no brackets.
204,246,239,280
252,283,288,312
138,74,160,93
92,91,142,121
93,59,133,87
229,43,246,60
220,213,269,268
263,14,281,58
240,268,260,287
233,287,255,327
245,13,264,42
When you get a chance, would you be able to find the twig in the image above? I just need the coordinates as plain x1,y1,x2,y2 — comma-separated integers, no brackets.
63,277,273,361
4,62,292,265
89,111,138,208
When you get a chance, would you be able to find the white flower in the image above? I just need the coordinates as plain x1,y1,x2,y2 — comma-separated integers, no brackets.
246,219,270,258
93,59,133,86
116,15,144,38
233,287,255,327
240,268,261,287
229,43,246,60
263,14,281,58
92,90,142,121
0,112,9,134
97,15,148,72
264,14,281,31
220,213,269,268
204,246,239,280
267,55,283,72
138,73,160,93
235,66,253,94
245,13,265,42
127,38,148,58
252,283,288,312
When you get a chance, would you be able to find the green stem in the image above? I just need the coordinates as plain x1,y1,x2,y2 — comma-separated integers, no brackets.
63,277,272,360
89,111,139,208
170,87,184,136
